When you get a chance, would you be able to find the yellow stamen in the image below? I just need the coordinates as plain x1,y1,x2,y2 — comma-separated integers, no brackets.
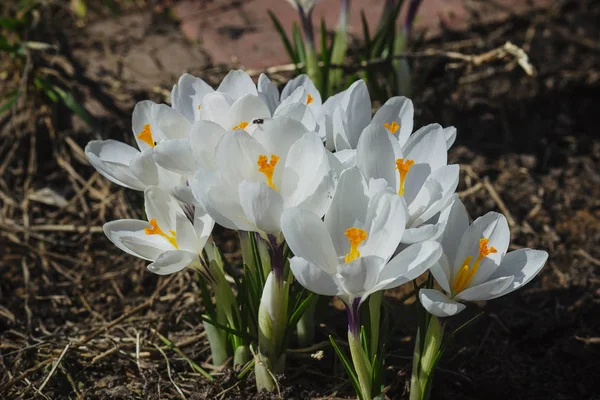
232,121,249,131
257,154,280,190
144,218,178,249
344,227,368,263
395,158,415,196
307,93,314,105
451,238,497,294
137,124,155,148
384,121,400,134
197,105,201,110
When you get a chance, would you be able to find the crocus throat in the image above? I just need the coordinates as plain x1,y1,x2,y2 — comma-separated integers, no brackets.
137,124,155,147
452,238,497,294
395,158,415,196
344,227,368,263
306,93,314,105
232,121,249,131
257,154,280,191
384,121,400,134
145,218,178,249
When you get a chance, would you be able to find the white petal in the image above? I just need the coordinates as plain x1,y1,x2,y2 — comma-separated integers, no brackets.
455,276,514,302
430,253,451,293
252,117,307,167
226,94,271,130
360,188,407,261
443,126,457,150
193,202,215,250
144,186,181,232
274,102,317,131
338,255,385,299
132,100,156,150
324,167,369,258
332,106,351,151
239,181,284,234
103,219,166,260
412,165,459,226
281,207,338,274
401,224,442,244
171,73,214,122
281,131,335,214
217,69,257,99
130,148,159,186
419,289,466,317
371,96,413,144
174,209,200,253
154,104,191,141
340,80,371,149
486,249,548,299
257,73,280,115
148,250,199,275
404,125,447,170
454,212,510,286
214,131,266,187
192,170,253,231
281,74,322,114
333,149,357,170
199,92,234,128
407,178,443,226
170,185,199,206
189,120,227,169
153,139,196,175
380,241,442,290
356,123,403,190
85,140,145,190
437,196,470,270
289,257,341,296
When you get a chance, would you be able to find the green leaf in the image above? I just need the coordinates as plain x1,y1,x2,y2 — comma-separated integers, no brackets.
236,359,255,380
0,90,19,114
292,22,306,67
197,274,216,320
360,11,371,60
268,10,298,64
201,315,257,343
0,17,24,31
330,335,364,400
51,85,93,126
287,292,314,330
371,0,405,58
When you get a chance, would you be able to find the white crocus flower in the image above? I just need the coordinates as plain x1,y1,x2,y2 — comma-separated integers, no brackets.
103,186,214,275
356,122,459,243
284,0,319,14
85,101,189,190
171,69,259,123
281,168,442,312
191,117,336,237
419,198,548,317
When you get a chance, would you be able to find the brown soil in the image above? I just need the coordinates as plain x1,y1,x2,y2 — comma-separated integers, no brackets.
1,1,599,399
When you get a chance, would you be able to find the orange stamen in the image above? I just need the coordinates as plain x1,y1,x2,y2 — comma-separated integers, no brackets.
452,238,498,294
395,158,415,196
257,154,280,190
232,121,249,131
144,218,178,249
137,124,155,147
384,121,400,134
344,227,368,263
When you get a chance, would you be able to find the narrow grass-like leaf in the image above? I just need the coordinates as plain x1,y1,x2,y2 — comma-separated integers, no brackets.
154,329,214,381
201,315,257,343
292,22,306,67
330,335,364,400
197,274,216,320
268,10,298,64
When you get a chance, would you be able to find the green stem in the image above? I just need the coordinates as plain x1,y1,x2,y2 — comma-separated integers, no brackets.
410,316,445,400
348,330,373,400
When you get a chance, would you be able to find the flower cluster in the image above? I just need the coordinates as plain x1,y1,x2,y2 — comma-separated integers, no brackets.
86,69,548,399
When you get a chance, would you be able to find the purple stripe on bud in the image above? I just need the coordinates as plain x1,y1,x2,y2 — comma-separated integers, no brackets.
345,297,362,336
